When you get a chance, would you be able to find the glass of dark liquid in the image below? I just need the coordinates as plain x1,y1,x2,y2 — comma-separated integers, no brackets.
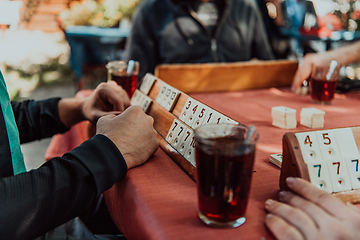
106,60,139,98
194,124,258,228
310,60,341,104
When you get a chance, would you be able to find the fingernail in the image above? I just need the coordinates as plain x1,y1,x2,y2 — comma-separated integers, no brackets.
265,199,275,207
286,177,296,186
279,191,289,201
266,213,273,219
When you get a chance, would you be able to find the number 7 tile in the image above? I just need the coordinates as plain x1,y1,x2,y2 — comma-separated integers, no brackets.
306,162,333,193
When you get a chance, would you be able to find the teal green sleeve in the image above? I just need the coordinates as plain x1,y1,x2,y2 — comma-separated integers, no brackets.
0,71,26,175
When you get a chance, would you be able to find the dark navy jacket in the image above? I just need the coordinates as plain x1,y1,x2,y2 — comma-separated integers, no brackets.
124,0,274,79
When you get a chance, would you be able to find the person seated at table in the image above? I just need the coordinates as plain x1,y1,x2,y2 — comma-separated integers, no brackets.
123,0,275,79
0,71,159,240
265,177,360,240
291,41,360,93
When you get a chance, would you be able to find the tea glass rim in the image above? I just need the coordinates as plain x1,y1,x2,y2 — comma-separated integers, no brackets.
310,61,342,81
106,60,139,70
194,123,258,147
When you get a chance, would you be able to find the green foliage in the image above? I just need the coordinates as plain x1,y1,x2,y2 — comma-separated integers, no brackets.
58,0,143,28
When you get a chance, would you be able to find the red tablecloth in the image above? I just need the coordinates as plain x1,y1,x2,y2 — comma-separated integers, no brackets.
45,88,360,240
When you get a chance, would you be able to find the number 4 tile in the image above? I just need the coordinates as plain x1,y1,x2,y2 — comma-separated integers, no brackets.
192,105,210,129
295,132,323,163
185,102,203,128
179,98,196,122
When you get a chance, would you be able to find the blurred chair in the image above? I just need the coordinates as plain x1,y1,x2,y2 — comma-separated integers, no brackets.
63,26,129,90
154,60,298,93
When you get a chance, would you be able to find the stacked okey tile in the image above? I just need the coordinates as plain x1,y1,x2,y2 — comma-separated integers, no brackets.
300,108,325,128
271,106,297,129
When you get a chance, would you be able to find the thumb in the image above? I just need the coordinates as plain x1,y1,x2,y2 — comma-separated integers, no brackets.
92,111,120,123
98,113,117,122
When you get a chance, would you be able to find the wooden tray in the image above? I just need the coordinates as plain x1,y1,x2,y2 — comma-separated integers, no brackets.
280,127,360,203
132,74,241,181
154,60,298,93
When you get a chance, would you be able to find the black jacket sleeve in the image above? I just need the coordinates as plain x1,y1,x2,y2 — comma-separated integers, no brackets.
0,134,128,240
11,98,69,144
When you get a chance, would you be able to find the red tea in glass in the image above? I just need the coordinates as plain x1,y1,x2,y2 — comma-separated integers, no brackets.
310,77,338,104
110,72,138,98
194,124,257,228
310,61,340,104
106,60,139,98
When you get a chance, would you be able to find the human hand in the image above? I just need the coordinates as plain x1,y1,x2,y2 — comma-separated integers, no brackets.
291,52,336,93
96,105,159,169
265,177,360,240
82,81,130,124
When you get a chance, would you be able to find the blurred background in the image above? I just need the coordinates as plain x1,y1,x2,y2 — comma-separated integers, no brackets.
1,0,360,169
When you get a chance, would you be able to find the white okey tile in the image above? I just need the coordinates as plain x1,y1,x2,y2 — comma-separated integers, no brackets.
160,84,172,108
295,132,323,163
139,95,152,113
334,128,360,159
176,128,193,156
202,109,217,126
172,123,187,150
345,156,360,190
314,130,342,162
155,82,169,106
306,162,333,193
163,87,180,112
326,160,352,192
212,112,226,124
185,102,203,128
192,105,209,129
183,135,196,166
139,73,157,95
165,119,181,145
223,117,239,125
179,98,195,122
130,89,141,105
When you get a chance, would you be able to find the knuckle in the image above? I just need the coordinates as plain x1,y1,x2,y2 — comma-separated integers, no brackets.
312,191,330,204
304,53,314,60
97,82,107,89
147,115,155,125
131,105,143,113
282,228,301,240
268,200,284,212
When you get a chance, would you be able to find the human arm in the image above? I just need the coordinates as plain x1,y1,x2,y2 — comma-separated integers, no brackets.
0,106,158,240
264,177,360,240
292,41,360,92
12,81,130,143
58,81,130,127
0,135,127,240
